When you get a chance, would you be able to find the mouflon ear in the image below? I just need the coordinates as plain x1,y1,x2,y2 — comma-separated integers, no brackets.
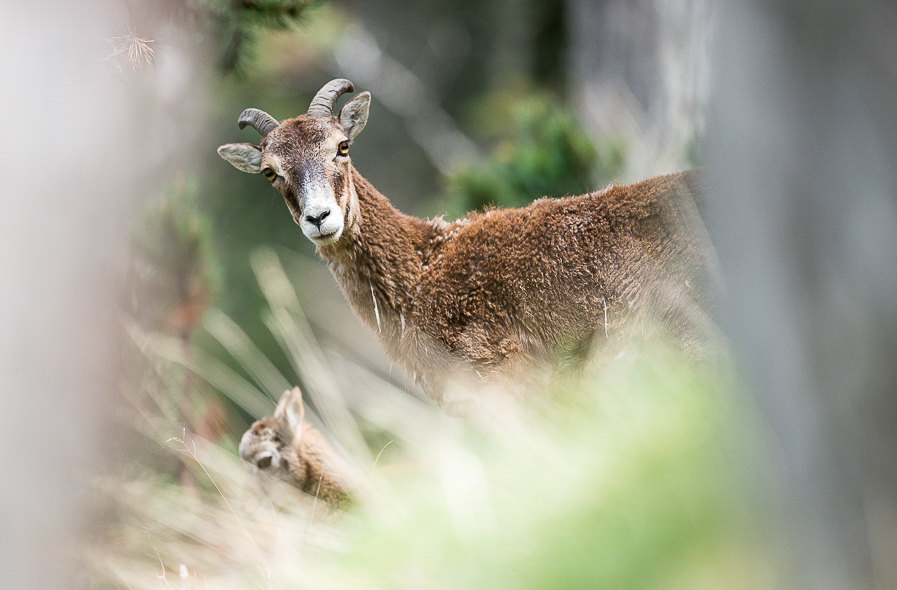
217,143,262,173
273,386,305,443
338,92,371,141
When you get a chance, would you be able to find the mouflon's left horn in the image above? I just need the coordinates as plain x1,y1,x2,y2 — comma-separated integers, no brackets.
307,78,355,118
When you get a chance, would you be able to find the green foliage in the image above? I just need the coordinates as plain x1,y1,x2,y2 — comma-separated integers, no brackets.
442,95,626,218
128,175,221,336
192,0,326,72
315,349,754,590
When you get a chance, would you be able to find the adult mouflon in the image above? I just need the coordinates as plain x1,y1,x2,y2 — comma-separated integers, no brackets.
219,79,718,407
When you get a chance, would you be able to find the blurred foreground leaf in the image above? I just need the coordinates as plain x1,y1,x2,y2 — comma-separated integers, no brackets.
97,332,777,590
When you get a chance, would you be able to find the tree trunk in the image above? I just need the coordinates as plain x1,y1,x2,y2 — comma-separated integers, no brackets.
708,1,897,587
566,0,714,179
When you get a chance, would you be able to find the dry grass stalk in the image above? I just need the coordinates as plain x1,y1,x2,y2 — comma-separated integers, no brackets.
107,25,155,71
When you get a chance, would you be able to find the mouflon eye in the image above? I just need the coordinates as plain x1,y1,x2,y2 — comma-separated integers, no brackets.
338,140,350,156
262,168,277,182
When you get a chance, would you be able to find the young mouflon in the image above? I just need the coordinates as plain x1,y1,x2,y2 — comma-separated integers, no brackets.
239,386,354,506
219,79,718,408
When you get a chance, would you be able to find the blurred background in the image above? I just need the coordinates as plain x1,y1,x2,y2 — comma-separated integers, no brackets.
1,0,896,588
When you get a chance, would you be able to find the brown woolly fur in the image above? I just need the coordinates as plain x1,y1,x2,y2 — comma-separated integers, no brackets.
239,387,354,507
322,169,716,402
219,80,719,410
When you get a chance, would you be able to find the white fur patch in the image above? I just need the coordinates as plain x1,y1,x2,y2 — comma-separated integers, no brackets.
370,281,381,332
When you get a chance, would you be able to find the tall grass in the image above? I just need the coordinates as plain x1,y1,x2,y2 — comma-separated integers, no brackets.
87,248,779,590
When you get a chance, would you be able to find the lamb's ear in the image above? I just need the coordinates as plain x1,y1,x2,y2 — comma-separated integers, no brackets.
274,387,305,442
338,92,371,141
217,143,262,173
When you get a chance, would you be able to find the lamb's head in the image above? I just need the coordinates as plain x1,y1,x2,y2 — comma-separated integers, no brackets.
238,386,306,476
218,79,371,245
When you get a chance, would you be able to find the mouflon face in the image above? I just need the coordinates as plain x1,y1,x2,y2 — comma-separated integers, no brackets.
217,79,370,246
256,115,356,245
238,386,305,479
238,417,288,473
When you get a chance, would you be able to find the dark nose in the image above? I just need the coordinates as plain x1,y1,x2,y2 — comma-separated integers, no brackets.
305,209,330,227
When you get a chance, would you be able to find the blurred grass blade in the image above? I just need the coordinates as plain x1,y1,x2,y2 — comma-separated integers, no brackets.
127,322,272,418
252,247,373,465
203,307,293,402
251,246,303,311
326,349,439,451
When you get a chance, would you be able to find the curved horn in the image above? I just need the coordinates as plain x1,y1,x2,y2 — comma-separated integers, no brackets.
238,108,280,137
307,78,355,118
